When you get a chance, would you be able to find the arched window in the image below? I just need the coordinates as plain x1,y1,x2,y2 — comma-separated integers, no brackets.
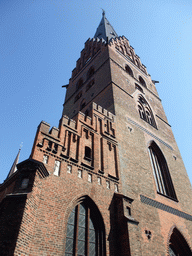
148,142,177,200
87,66,95,80
138,95,156,128
125,65,133,77
139,76,146,87
65,198,106,256
169,228,192,256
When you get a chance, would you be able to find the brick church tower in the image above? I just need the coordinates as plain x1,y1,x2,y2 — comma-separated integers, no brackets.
1,12,192,256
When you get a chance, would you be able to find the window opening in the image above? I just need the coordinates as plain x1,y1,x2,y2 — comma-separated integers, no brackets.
148,142,177,200
114,184,118,193
65,200,106,256
139,76,146,87
78,169,82,179
43,155,49,164
88,173,92,183
67,165,72,174
126,206,131,216
54,160,60,176
138,95,157,128
125,65,133,77
98,177,101,185
84,146,92,161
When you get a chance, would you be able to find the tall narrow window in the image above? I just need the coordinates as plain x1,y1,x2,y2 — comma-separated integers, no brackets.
148,142,177,200
138,95,157,128
43,155,49,164
53,160,60,176
65,199,106,256
84,146,92,161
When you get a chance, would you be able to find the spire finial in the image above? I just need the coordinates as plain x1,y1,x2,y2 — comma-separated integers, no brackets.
101,8,105,16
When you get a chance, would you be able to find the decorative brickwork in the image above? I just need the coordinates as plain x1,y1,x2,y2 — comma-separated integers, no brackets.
1,13,192,256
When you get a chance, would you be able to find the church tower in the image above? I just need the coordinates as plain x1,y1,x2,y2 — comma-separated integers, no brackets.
1,12,192,256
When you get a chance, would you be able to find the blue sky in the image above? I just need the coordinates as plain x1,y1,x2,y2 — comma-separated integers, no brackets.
1,0,192,185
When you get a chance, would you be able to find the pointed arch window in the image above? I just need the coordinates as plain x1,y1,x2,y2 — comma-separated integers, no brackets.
138,95,157,128
65,199,106,256
148,142,177,200
169,227,192,256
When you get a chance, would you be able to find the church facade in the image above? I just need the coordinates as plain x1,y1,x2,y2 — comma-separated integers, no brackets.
1,12,192,256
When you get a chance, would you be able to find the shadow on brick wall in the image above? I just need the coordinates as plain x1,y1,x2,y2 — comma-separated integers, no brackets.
108,194,131,256
0,194,27,256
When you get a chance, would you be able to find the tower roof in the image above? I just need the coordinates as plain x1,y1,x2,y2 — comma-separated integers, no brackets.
94,10,118,42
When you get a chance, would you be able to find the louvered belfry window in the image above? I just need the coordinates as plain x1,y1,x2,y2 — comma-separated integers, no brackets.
65,201,105,256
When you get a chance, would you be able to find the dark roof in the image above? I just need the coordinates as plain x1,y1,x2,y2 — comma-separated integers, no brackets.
94,10,118,42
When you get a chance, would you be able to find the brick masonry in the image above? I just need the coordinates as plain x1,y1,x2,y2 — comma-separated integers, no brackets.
0,30,192,256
